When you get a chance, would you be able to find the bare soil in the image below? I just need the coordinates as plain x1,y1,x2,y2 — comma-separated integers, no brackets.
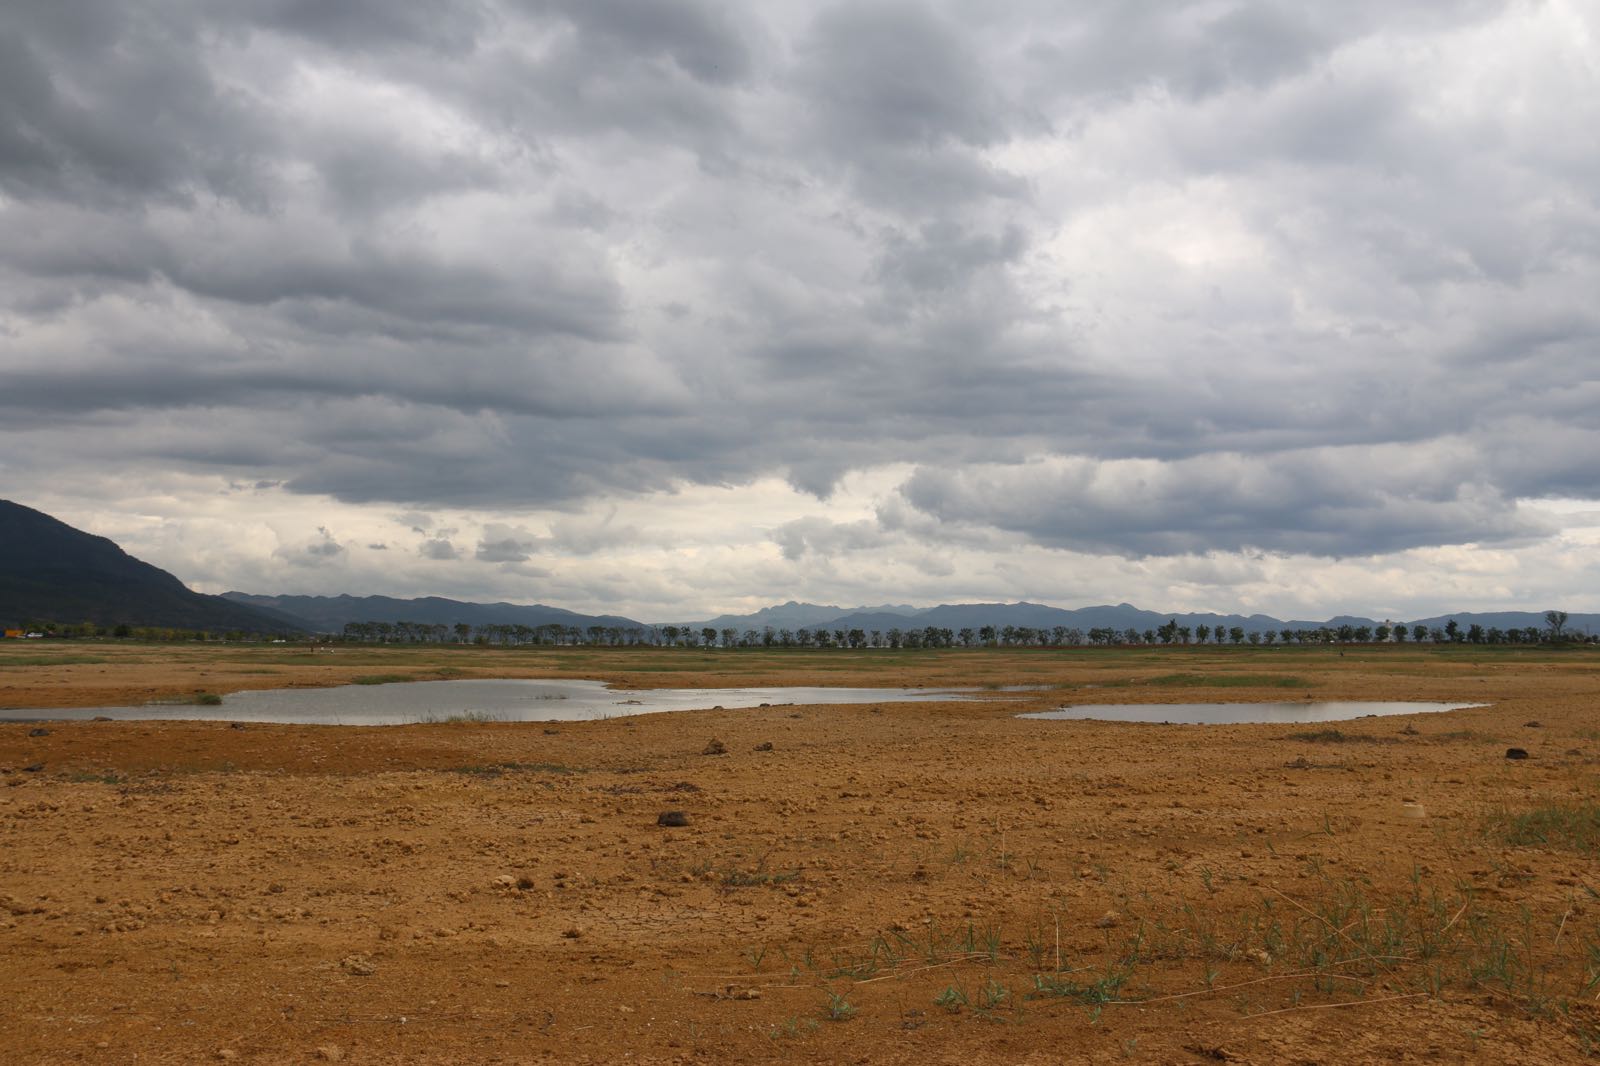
4,641,1600,1063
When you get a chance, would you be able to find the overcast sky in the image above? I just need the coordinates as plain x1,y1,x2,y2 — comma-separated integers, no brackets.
3,0,1598,621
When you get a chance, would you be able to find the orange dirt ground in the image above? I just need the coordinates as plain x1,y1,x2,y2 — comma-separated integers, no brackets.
4,641,1600,1064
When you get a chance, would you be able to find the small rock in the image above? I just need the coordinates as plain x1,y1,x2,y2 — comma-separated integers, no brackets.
495,979,510,988
542,728,559,735
215,1051,237,1062
492,875,516,888
1399,725,1420,736
1401,802,1427,820
229,722,247,730
657,810,690,827
1093,910,1121,929
561,927,583,939
1505,748,1530,760
1524,721,1542,728
22,763,43,773
753,741,773,751
315,1047,345,1062
28,728,50,737
702,738,727,756
92,716,112,722
341,954,377,976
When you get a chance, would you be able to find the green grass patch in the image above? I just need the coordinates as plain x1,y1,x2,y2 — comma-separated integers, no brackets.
1486,802,1600,852
351,673,413,685
0,655,110,667
1284,729,1391,744
1147,673,1309,688
65,770,124,784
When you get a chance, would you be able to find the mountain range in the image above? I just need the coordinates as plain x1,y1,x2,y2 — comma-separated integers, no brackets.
222,593,643,634
5,499,1592,638
675,602,1599,637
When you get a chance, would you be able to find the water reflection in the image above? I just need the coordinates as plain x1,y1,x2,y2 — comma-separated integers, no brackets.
1020,701,1485,725
1,678,983,726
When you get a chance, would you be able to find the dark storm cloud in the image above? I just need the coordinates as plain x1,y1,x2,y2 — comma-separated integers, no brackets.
894,448,1556,559
1,0,1596,566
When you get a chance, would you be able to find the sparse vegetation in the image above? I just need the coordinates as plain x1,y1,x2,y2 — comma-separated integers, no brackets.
1285,729,1392,744
1148,673,1310,688
351,673,411,685
1486,801,1600,853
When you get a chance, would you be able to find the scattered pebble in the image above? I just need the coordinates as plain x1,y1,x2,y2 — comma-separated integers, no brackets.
702,738,727,756
315,1046,345,1062
340,954,377,976
657,810,690,827
753,741,774,751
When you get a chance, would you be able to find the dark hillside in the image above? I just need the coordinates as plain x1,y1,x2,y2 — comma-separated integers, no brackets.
0,500,302,632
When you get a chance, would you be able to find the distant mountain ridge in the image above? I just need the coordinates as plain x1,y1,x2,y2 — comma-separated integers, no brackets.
0,499,302,632
677,600,920,633
223,593,646,634
670,600,1599,639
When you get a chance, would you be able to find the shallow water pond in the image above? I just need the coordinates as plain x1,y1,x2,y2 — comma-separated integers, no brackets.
1,678,985,726
1020,701,1485,725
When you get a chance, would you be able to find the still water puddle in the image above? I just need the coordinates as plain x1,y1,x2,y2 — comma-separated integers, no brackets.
1020,701,1485,725
1,678,984,726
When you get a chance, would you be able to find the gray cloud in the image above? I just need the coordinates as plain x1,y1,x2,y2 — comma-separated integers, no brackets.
272,526,346,565
419,537,460,560
896,445,1556,558
2,0,1597,611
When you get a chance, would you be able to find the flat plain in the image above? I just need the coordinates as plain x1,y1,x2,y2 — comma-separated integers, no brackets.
4,641,1600,1063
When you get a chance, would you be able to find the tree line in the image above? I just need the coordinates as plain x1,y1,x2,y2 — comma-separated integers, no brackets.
5,620,288,641
11,611,1586,648
334,611,1590,648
